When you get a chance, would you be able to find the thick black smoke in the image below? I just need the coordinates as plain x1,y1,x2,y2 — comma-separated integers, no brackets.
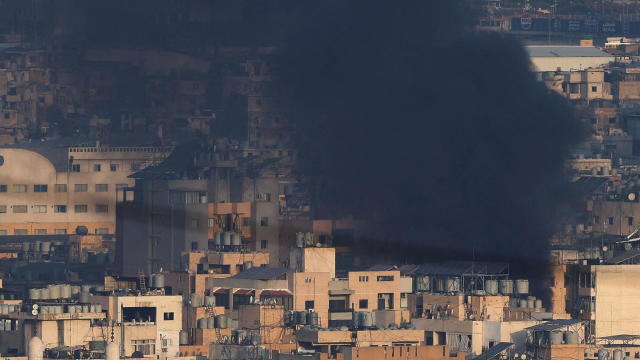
280,1,585,269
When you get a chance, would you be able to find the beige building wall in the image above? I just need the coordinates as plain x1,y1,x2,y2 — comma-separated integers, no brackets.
290,272,330,328
0,145,171,235
289,247,336,279
594,265,640,337
348,271,401,312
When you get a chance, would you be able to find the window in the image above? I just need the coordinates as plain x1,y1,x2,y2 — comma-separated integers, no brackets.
71,164,80,172
0,205,5,213
594,216,600,224
591,86,597,92
377,275,394,281
95,204,108,213
191,241,198,251
358,276,369,282
14,229,27,235
12,184,26,192
95,184,108,192
208,218,215,228
33,184,47,192
242,217,250,226
34,229,46,235
161,338,172,347
0,230,6,235
260,216,269,226
570,83,579,94
74,205,88,213
0,185,6,192
33,205,47,213
13,205,27,213
629,217,634,226
96,228,109,234
608,217,614,225
93,164,101,172
54,184,67,192
359,299,368,309
74,184,88,192
54,229,67,235
54,205,67,213
305,301,315,310
131,339,155,356
163,312,174,320
110,164,119,171
190,219,199,228
116,183,128,191
261,240,268,249
609,117,617,124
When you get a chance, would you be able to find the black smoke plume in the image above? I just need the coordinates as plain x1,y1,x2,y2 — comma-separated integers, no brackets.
280,0,585,271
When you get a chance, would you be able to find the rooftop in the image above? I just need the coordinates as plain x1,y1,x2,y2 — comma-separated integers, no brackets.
526,46,614,58
228,267,288,281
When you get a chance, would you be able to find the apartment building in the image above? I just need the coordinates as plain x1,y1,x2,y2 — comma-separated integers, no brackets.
0,141,172,236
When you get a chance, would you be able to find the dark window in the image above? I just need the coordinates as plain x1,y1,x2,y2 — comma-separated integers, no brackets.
629,217,634,226
570,83,579,93
261,240,268,249
591,86,597,92
3,113,8,119
33,184,47,192
93,164,101,172
110,164,118,171
377,275,394,282
609,117,617,124
74,205,88,213
260,216,269,226
71,164,80,172
305,301,314,310
608,217,614,225
0,185,6,192
359,299,368,309
242,217,250,226
594,216,600,224
163,312,174,320
54,205,67,213
191,242,198,250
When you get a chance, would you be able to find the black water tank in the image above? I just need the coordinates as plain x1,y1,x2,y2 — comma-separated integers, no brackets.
75,226,88,235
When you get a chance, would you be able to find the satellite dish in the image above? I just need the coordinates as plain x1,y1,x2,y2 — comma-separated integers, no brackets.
629,193,636,201
31,309,38,315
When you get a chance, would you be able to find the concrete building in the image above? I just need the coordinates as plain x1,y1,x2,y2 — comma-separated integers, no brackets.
92,293,182,357
527,46,615,72
0,141,171,236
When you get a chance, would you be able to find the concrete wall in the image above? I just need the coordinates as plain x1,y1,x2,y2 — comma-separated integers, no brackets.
595,265,640,337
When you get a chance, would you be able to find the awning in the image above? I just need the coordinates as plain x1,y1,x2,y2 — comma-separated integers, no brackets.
234,289,255,296
213,288,229,294
260,289,292,296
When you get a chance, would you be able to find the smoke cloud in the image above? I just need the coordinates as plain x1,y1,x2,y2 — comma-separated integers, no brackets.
281,0,585,270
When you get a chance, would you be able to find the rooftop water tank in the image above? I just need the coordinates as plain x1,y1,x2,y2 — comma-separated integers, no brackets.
519,299,528,308
48,284,60,299
296,311,307,325
41,242,51,253
527,298,535,309
485,280,499,296
231,233,241,246
207,317,215,329
61,284,71,299
105,342,119,360
499,280,513,295
79,291,90,304
222,232,231,246
613,349,623,360
565,331,578,345
40,288,50,300
446,277,460,292
214,232,222,246
535,299,543,309
307,311,319,327
550,331,563,345
598,349,609,360
197,318,207,329
155,274,165,289
29,288,41,300
515,279,529,295
304,232,314,246
179,331,189,345
204,296,216,307
215,314,229,329
28,337,44,360
415,275,430,292
296,233,305,248
190,293,202,307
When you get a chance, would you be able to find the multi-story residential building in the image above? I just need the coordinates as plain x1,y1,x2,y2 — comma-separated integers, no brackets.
0,141,172,236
